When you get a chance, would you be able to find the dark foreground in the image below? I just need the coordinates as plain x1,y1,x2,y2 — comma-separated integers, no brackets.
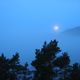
0,40,80,80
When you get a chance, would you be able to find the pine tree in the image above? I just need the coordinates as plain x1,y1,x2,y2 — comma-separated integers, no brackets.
70,63,80,80
0,54,10,80
54,52,70,80
31,40,61,80
0,53,30,80
54,52,70,68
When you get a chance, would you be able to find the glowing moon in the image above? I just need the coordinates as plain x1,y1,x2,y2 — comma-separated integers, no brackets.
53,25,59,32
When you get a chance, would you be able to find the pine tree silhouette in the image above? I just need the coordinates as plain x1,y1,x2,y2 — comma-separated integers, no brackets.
70,63,80,80
0,40,80,80
54,52,70,68
0,54,10,80
31,40,61,80
54,52,70,80
0,53,30,80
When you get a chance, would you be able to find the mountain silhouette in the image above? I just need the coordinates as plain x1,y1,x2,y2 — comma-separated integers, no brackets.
54,26,80,64
63,26,80,36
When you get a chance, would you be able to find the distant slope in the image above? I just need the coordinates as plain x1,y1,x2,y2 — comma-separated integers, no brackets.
63,26,80,36
54,26,80,64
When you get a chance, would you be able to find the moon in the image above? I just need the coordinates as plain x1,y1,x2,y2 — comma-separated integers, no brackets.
53,25,59,32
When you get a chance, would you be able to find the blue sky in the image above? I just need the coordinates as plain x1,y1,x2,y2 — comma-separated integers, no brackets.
0,0,80,63
0,0,80,31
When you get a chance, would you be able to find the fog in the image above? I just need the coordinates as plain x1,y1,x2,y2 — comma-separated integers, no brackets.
0,27,80,66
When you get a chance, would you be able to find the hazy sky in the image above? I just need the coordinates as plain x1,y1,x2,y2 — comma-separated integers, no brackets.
0,0,80,31
0,0,80,63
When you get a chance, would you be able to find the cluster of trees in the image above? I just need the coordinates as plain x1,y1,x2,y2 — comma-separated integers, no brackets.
0,40,80,80
0,53,30,80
